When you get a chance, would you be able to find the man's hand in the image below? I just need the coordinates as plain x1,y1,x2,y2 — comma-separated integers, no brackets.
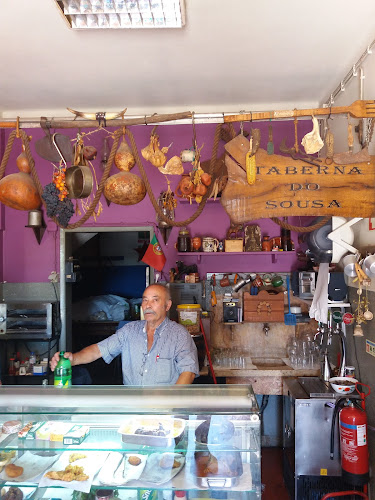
50,351,73,372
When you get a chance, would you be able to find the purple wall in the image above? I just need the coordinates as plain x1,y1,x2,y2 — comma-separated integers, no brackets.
0,120,312,282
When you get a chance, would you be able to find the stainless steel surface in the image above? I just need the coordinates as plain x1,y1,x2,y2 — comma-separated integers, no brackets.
323,351,334,382
298,377,336,398
335,325,347,378
295,398,341,476
0,301,54,337
0,385,259,413
283,376,342,500
195,476,240,488
298,271,316,298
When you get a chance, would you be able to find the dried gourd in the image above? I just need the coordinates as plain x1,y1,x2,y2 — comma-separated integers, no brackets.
16,148,31,173
246,138,256,185
115,138,135,171
159,156,184,175
150,147,167,168
141,143,152,161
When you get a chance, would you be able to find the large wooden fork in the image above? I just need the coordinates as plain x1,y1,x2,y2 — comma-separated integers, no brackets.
224,100,375,123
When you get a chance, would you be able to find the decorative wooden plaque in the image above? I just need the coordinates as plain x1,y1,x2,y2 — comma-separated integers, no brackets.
221,138,375,222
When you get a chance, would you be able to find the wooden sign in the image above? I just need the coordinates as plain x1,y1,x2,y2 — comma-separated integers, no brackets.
221,137,375,222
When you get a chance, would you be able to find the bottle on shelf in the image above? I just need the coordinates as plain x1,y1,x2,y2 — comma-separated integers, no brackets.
280,217,292,251
174,492,187,500
54,351,72,387
176,227,191,252
8,357,15,376
29,352,36,374
261,235,272,252
14,352,20,375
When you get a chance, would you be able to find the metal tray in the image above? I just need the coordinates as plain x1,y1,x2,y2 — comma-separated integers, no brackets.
118,417,186,448
192,448,243,488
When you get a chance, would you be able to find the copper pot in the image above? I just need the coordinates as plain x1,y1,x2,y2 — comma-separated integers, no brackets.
65,165,94,199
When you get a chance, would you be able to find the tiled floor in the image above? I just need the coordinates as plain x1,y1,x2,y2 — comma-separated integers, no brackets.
262,447,291,500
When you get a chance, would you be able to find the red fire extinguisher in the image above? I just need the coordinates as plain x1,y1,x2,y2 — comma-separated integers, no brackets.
330,382,370,486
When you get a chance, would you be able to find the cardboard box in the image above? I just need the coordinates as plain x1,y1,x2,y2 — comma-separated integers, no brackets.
63,425,90,445
224,239,243,252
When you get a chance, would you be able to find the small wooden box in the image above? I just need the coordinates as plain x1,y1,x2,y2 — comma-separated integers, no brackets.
243,290,284,322
225,239,243,252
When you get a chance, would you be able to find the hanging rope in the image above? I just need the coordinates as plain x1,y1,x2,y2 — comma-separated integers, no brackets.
0,127,331,233
0,128,122,229
124,123,224,227
271,216,330,233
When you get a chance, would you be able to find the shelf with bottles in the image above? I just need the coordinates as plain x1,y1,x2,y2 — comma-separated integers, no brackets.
177,251,295,264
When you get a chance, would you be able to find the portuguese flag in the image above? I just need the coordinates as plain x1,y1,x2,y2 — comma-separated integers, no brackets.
141,234,166,271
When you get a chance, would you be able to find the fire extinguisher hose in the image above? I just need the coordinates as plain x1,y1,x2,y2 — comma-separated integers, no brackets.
330,397,348,460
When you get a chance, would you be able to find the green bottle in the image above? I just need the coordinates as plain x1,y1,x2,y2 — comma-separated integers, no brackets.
54,351,72,387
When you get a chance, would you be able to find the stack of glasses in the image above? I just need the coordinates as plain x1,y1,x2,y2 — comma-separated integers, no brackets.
287,337,320,370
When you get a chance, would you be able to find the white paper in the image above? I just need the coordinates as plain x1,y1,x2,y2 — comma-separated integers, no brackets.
38,450,108,493
139,452,185,485
0,451,59,482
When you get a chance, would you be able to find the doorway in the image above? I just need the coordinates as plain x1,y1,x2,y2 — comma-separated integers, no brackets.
60,226,154,384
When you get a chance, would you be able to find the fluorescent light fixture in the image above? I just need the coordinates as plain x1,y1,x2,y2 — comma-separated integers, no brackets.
54,0,185,29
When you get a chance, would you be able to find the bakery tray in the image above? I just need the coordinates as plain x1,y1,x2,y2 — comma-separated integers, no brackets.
192,448,243,488
118,417,186,448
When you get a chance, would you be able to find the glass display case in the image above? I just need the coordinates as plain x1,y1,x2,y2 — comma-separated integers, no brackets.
0,385,261,500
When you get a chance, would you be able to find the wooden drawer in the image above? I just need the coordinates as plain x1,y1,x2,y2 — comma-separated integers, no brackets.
243,290,284,322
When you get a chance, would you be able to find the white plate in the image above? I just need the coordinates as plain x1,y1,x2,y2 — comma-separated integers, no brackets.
0,451,59,482
38,450,108,493
139,452,185,485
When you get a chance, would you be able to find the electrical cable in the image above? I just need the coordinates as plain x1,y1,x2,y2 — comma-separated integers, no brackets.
24,339,58,358
259,395,269,415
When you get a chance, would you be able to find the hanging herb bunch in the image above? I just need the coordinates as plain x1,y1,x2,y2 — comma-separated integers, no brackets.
41,159,74,228
141,126,172,168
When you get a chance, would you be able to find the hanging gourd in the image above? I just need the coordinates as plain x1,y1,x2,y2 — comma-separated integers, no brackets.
0,145,41,211
104,171,146,205
115,137,135,171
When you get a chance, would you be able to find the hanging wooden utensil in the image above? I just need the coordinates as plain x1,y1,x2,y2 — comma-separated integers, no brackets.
294,117,299,154
348,114,354,154
333,113,371,165
325,120,334,165
246,137,256,185
267,124,274,155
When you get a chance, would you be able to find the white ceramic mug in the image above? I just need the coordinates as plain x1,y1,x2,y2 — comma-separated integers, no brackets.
202,237,219,252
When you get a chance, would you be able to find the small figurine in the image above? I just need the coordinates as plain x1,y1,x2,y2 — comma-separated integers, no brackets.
169,268,176,283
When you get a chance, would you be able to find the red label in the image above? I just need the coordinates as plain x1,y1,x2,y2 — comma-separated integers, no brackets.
343,312,354,325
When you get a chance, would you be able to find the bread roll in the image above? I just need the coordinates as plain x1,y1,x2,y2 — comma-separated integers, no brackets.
4,464,23,478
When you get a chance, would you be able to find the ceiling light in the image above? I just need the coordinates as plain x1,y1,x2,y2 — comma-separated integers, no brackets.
54,0,185,29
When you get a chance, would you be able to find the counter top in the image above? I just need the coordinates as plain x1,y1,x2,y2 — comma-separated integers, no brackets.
199,362,320,395
200,366,320,378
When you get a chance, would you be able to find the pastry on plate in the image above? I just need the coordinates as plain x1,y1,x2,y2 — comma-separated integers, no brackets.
69,453,87,463
4,464,23,478
159,453,181,470
128,455,141,466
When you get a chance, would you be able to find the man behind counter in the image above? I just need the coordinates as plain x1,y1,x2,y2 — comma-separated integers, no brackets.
50,284,199,385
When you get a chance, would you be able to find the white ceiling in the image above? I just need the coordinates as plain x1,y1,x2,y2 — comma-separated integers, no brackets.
1,0,375,119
